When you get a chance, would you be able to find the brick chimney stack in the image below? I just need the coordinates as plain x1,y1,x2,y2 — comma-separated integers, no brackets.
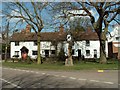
59,24,64,34
26,24,31,33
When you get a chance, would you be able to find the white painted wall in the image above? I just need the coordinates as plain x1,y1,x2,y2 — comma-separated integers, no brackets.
11,40,108,59
107,25,120,42
11,41,55,59
63,40,108,58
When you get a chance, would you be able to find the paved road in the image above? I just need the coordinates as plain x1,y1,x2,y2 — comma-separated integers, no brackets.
1,67,119,89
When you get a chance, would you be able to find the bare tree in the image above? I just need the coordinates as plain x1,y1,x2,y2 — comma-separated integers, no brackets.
50,2,120,64
1,21,10,61
2,1,50,64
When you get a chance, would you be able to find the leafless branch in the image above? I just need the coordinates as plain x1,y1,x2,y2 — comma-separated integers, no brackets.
108,12,118,23
105,2,120,10
113,19,120,25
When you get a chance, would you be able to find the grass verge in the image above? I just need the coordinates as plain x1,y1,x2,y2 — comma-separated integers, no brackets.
2,60,118,71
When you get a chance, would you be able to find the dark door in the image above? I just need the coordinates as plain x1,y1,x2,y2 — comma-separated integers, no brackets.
45,50,49,57
108,42,113,58
78,49,81,59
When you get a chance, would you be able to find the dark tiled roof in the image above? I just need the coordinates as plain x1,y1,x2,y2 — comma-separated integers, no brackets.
10,32,67,41
73,32,99,40
10,31,99,42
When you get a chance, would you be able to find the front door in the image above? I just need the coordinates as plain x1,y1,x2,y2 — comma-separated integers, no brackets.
78,49,81,59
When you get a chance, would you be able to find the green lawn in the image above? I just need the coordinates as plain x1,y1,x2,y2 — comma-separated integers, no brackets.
2,60,118,71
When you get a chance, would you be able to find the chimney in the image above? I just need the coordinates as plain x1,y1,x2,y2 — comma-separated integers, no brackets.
26,24,31,33
59,24,64,34
21,29,25,33
87,26,92,33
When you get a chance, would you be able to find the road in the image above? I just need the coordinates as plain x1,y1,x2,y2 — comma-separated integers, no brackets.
1,67,119,89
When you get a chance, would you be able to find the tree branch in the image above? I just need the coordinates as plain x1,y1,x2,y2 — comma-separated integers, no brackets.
113,19,120,25
31,2,41,27
108,12,118,23
77,2,95,24
105,2,120,10
16,2,38,27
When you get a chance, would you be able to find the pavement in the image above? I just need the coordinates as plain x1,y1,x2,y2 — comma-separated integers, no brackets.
1,67,119,89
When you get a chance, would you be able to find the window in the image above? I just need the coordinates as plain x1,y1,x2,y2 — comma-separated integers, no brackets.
51,50,55,54
86,50,90,56
15,41,19,46
15,51,19,55
32,51,37,55
94,49,97,54
45,50,49,57
13,51,19,58
34,41,37,46
116,37,119,40
94,49,97,58
86,40,90,46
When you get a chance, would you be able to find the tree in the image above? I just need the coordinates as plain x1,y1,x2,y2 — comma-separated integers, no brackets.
75,2,120,64
2,2,49,64
50,2,120,64
49,3,91,66
1,21,10,61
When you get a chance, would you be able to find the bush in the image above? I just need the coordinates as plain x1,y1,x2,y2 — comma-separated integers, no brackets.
18,56,33,64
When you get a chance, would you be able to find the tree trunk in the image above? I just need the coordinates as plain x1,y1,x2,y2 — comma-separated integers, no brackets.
37,32,41,64
65,43,73,66
99,40,107,64
96,12,107,64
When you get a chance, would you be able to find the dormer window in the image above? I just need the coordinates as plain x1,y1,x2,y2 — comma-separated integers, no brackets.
86,40,90,46
15,41,19,46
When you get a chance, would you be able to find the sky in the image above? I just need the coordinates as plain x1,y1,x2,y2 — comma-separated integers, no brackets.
1,2,119,34
1,2,56,33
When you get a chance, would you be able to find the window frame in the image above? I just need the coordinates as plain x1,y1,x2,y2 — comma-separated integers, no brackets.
94,49,97,54
86,50,90,56
15,51,19,55
15,41,19,46
51,50,55,55
32,51,38,55
86,40,90,46
34,41,37,46
116,37,119,40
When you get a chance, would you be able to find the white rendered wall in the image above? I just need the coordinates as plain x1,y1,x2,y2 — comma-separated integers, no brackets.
11,40,108,59
63,40,108,58
11,41,55,59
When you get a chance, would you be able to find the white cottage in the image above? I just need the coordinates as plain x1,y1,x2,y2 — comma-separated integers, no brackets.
10,25,108,59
